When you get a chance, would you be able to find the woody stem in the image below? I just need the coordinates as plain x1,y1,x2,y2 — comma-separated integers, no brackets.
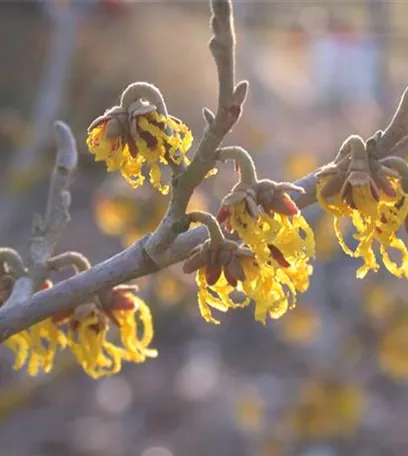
188,211,225,247
48,251,91,273
217,146,257,184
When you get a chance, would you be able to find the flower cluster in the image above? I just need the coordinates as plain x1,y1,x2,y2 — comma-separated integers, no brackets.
2,278,156,379
87,85,192,194
184,176,315,325
317,135,408,279
2,280,67,376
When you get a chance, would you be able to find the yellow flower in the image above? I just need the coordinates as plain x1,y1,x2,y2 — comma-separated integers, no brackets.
195,255,299,325
225,201,314,290
212,180,314,323
5,319,66,376
317,176,408,279
235,387,265,434
54,287,157,379
286,378,365,439
87,104,192,195
93,181,208,248
280,305,320,346
3,280,67,376
378,312,408,381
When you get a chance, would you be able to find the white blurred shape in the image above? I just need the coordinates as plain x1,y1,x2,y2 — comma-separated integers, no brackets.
95,376,133,415
175,348,220,402
141,446,173,456
70,416,125,455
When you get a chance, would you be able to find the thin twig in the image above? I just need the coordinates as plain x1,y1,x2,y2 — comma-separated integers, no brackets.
217,146,257,184
48,251,91,273
3,122,77,309
0,248,26,278
189,211,225,246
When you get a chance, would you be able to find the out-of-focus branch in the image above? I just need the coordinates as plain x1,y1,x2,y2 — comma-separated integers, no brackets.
144,0,248,263
3,122,77,310
4,3,81,183
0,2,95,250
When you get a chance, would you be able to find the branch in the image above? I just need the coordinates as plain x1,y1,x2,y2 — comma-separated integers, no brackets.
217,146,257,184
189,211,225,246
48,251,91,273
0,248,26,278
144,0,247,264
3,122,77,309
4,3,80,186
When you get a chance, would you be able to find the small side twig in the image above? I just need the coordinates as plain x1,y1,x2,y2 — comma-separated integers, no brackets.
48,252,91,274
0,248,26,278
189,211,225,247
3,121,77,309
217,146,257,184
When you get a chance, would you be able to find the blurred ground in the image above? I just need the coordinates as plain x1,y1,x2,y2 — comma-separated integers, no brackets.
1,1,408,455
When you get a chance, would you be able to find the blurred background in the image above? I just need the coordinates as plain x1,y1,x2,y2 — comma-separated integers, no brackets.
0,1,408,455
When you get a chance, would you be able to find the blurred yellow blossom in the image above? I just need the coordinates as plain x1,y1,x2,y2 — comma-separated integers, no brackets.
364,283,397,322
285,150,318,181
94,183,208,247
286,377,365,439
235,387,265,434
280,305,320,346
378,311,408,381
154,270,188,307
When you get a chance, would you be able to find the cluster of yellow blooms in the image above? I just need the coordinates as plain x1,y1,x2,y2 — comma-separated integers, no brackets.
4,282,156,379
87,101,192,195
5,84,408,380
317,136,408,279
184,180,315,324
